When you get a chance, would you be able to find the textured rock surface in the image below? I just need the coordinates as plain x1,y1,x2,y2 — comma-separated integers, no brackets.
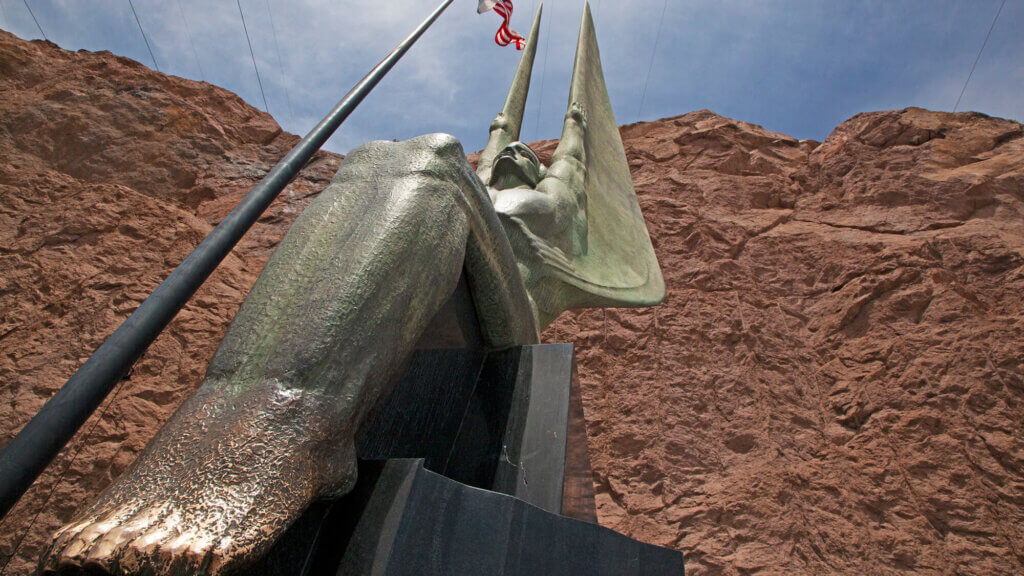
0,31,341,575
542,109,1024,575
2,31,1023,575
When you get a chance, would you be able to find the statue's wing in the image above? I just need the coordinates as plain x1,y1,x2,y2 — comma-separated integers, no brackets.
476,4,543,184
540,2,665,313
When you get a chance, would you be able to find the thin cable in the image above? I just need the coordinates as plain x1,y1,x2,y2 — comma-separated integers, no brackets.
532,0,552,140
953,0,1006,112
264,0,292,122
0,377,130,575
637,0,668,121
127,0,159,71
237,0,269,114
21,0,46,41
176,0,205,81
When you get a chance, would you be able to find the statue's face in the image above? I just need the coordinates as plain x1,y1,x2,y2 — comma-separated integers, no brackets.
490,142,544,189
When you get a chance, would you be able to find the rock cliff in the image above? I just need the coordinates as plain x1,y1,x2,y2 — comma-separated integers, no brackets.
0,30,341,575
2,30,1022,575
542,109,1024,575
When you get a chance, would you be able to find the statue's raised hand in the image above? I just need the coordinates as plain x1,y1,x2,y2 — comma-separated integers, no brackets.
490,112,511,133
568,101,587,130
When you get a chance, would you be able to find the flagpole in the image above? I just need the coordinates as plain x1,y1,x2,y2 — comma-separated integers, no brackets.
0,0,456,521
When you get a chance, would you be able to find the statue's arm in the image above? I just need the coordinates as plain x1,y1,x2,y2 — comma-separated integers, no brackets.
545,102,587,187
537,103,589,259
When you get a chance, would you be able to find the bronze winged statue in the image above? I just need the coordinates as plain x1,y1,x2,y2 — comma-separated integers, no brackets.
40,4,663,575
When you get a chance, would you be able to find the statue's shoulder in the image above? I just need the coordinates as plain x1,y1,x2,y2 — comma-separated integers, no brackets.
344,133,465,166
336,133,473,185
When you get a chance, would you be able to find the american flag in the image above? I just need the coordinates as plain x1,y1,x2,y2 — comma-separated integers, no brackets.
479,0,526,50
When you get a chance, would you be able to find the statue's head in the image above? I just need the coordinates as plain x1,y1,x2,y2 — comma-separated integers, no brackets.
490,141,546,190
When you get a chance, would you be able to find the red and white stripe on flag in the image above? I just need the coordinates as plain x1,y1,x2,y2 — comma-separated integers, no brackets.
477,0,499,13
478,0,526,50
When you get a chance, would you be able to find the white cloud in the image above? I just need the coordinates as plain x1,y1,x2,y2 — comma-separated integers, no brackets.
0,0,1020,153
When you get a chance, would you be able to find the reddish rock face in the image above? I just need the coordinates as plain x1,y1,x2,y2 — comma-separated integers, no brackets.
2,30,1023,576
0,31,341,575
544,110,1024,575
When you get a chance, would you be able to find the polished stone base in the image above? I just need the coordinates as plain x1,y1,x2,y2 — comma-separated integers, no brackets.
341,459,682,575
247,344,683,575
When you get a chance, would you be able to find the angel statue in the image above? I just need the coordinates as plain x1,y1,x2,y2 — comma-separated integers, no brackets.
40,3,663,575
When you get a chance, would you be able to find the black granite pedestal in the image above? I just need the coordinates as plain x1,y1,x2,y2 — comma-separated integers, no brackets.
247,278,684,575
247,343,683,576
337,459,682,575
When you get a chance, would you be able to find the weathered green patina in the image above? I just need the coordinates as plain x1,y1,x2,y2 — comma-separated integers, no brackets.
40,4,663,575
482,3,664,328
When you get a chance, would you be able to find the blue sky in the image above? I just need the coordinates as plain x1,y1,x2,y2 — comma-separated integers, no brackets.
1,0,1020,154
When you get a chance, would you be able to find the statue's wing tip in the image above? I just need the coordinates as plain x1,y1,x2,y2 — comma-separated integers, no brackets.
582,2,594,29
538,0,666,315
477,1,544,179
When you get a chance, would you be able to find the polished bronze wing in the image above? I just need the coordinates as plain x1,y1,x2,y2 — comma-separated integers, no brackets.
538,2,665,314
478,2,664,322
476,4,543,185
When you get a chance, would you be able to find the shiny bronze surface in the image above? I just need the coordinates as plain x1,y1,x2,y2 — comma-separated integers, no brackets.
40,4,663,574
40,383,340,576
